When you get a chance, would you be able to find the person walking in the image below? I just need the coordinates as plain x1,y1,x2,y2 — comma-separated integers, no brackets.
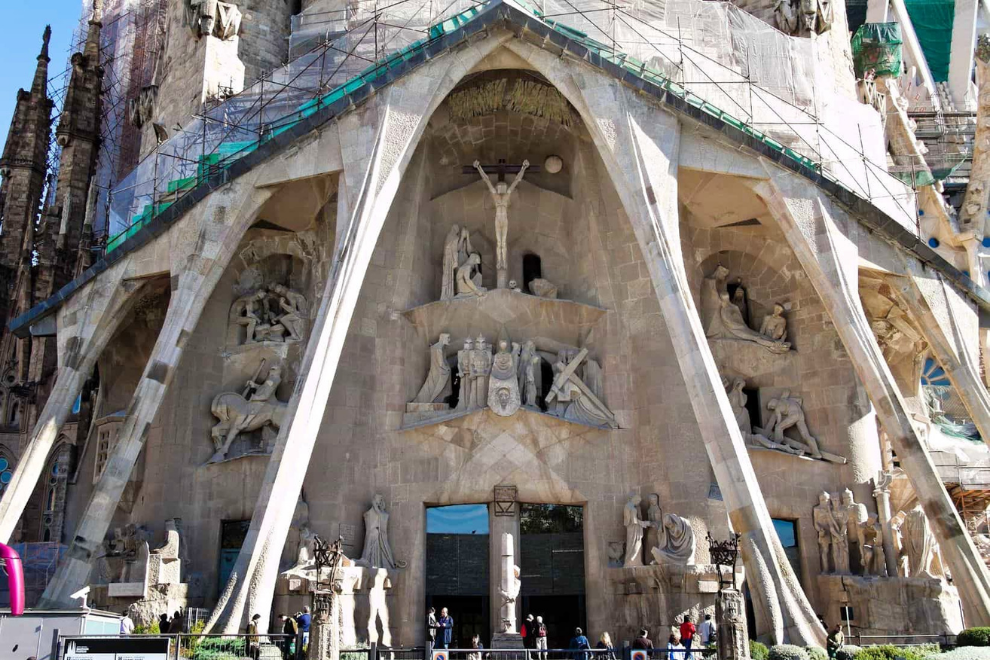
437,607,454,649
568,627,591,660
665,634,685,659
698,614,715,648
631,629,653,651
595,632,615,660
247,613,262,660
678,617,696,660
279,614,297,660
298,606,312,649
826,624,845,659
534,616,548,660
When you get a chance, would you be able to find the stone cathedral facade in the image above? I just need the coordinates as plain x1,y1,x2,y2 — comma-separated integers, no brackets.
2,0,990,652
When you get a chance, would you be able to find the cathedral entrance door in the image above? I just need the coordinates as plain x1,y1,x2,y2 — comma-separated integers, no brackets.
426,505,491,648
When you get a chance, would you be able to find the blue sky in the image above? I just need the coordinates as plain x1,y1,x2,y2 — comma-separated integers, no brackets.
0,2,82,151
427,504,490,534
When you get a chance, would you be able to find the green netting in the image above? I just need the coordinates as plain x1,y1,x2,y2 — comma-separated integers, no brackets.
851,22,903,78
904,0,954,82
891,168,936,187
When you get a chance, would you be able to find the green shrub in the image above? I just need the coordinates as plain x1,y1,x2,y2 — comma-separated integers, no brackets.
958,629,990,648
852,645,930,660
750,641,770,660
805,647,828,660
191,637,246,660
931,649,990,660
769,644,810,660
133,622,160,635
837,646,861,660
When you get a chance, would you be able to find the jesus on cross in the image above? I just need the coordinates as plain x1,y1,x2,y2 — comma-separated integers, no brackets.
473,159,530,272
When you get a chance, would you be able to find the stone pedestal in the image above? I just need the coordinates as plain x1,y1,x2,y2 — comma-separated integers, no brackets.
716,589,749,660
497,268,508,289
491,632,525,659
308,592,340,660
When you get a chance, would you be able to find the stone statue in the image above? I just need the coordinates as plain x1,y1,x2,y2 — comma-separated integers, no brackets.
456,254,487,297
488,340,521,416
471,336,492,409
296,524,318,567
702,267,790,352
861,514,886,576
457,338,474,410
623,494,650,567
546,349,617,428
412,334,452,405
813,491,841,573
269,284,306,342
120,524,151,583
149,519,181,586
731,284,749,323
524,356,539,408
367,570,393,645
725,378,798,455
499,533,521,632
210,364,287,461
644,493,665,563
518,341,536,391
474,159,529,275
357,494,405,569
901,505,938,578
651,513,696,565
800,0,832,35
838,489,869,571
702,266,731,337
457,227,474,268
584,358,605,402
441,224,462,301
767,391,823,459
829,494,852,575
759,304,788,342
716,291,791,353
188,0,242,40
774,0,799,35
233,290,269,344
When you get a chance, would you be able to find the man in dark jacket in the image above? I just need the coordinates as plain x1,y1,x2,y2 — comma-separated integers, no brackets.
631,629,654,650
437,607,454,649
569,627,591,660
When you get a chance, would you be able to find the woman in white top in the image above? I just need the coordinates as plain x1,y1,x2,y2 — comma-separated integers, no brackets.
666,634,685,659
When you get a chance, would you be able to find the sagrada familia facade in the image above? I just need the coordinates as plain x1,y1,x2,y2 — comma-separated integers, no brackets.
1,0,990,652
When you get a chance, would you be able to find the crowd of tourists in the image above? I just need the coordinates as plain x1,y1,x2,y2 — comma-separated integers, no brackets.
426,607,718,659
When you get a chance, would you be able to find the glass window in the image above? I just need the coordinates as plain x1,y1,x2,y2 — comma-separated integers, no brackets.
772,518,802,581
427,504,489,534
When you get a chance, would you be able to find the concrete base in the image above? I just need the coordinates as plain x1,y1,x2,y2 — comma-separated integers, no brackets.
817,574,963,636
90,583,189,628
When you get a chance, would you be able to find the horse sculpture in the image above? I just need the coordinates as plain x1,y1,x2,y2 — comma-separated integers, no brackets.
210,391,286,461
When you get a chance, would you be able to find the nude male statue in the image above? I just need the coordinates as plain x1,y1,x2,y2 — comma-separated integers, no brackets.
473,160,530,271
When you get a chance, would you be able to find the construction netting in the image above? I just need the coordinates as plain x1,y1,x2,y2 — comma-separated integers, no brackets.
903,0,954,82
102,0,918,250
0,542,67,608
851,22,903,78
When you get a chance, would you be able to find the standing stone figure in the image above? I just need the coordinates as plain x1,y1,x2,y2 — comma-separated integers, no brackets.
902,505,938,578
701,266,731,337
457,338,475,410
767,391,823,459
759,304,788,342
644,493,665,562
357,494,404,569
412,334,452,405
441,224,462,301
861,515,886,576
488,340,522,416
830,494,853,575
471,336,492,409
838,489,869,571
813,491,841,573
518,341,536,392
473,159,530,274
524,356,539,408
623,494,651,567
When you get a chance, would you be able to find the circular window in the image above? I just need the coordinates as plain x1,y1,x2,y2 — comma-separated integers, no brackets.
0,457,11,493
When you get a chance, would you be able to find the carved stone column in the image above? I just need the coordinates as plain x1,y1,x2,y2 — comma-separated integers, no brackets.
716,589,749,660
872,471,900,578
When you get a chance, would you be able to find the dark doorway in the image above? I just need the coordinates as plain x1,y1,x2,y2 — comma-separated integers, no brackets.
523,254,543,294
520,504,586,650
538,359,554,412
218,520,250,597
426,505,491,648
743,386,761,430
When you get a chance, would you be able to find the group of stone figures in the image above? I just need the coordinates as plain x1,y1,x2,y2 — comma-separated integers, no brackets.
774,0,833,36
210,361,287,461
813,490,942,579
231,284,308,345
724,377,846,463
96,519,182,588
292,494,405,572
408,334,616,427
186,0,241,40
621,493,696,568
702,266,791,354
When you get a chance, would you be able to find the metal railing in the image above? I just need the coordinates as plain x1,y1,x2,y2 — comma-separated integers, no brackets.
851,633,956,649
57,633,301,660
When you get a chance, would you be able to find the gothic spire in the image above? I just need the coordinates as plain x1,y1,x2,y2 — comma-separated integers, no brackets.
31,26,52,96
84,0,104,61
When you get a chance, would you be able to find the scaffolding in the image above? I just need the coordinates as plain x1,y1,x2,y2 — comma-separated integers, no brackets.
102,0,921,254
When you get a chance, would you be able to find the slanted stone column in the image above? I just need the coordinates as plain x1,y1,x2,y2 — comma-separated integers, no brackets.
502,38,823,646
754,171,990,626
39,177,274,607
204,34,512,635
0,264,136,542
885,262,990,448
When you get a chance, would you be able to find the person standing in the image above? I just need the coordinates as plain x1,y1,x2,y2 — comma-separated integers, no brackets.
568,627,591,660
631,629,653,651
247,613,262,660
119,611,135,635
595,632,615,660
678,616,696,660
521,614,535,658
158,612,171,634
437,607,454,649
666,634,684,659
427,607,438,656
469,634,485,660
826,623,845,659
297,606,312,649
535,616,548,660
698,614,716,649
279,614,297,660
